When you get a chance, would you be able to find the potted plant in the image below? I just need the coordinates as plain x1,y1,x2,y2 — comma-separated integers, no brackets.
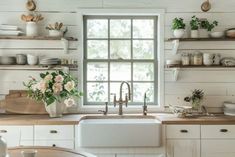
200,19,218,38
172,18,186,38
46,22,67,37
190,16,200,38
24,71,82,118
184,89,204,110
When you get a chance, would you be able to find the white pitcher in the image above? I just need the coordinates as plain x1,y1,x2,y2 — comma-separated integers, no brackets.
0,136,7,157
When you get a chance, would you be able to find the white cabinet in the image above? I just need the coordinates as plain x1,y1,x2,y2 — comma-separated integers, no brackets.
0,125,33,147
201,125,235,157
166,125,200,157
34,125,75,149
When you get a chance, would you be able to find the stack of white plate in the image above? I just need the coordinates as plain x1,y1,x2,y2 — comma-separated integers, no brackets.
39,58,61,65
223,102,235,116
0,25,23,36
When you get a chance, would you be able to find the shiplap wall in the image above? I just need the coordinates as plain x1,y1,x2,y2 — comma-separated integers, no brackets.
1,0,235,112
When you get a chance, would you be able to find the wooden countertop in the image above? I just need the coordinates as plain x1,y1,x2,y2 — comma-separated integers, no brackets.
0,113,235,125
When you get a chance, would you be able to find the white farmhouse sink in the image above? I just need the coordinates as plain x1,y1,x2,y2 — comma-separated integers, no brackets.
77,117,161,147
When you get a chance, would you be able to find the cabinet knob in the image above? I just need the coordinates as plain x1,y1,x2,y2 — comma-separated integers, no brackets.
50,130,58,134
52,144,56,147
180,129,188,133
220,129,228,132
0,130,7,133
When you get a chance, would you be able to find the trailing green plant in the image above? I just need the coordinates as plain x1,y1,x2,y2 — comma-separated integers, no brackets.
172,18,186,30
190,16,200,30
23,71,83,106
200,19,218,31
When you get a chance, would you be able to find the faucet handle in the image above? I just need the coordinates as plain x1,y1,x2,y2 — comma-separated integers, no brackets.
125,94,128,107
111,93,117,107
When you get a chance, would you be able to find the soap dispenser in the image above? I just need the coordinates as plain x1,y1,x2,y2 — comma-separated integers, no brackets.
0,136,7,157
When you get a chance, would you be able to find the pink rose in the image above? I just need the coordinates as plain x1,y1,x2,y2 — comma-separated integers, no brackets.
44,74,53,82
53,83,63,94
54,75,64,83
64,98,76,107
38,80,48,93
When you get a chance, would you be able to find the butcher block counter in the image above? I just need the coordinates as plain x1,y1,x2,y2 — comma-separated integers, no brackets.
0,113,235,125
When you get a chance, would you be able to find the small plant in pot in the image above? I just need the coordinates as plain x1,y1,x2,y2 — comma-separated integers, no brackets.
190,16,200,38
172,18,186,38
184,89,204,110
200,19,218,38
46,22,67,37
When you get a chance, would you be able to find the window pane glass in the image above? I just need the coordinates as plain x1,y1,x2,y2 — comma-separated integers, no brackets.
133,19,154,38
110,19,131,38
133,83,154,102
110,63,131,81
133,63,154,81
87,40,108,59
110,82,130,102
87,19,108,38
87,83,108,102
110,40,131,59
133,40,154,59
87,63,108,81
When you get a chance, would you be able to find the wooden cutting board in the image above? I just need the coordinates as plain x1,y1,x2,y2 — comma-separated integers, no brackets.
2,90,47,114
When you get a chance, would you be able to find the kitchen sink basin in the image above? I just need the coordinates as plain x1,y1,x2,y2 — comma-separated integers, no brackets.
77,116,161,147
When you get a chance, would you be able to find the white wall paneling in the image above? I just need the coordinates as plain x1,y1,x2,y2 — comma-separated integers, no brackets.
1,0,235,111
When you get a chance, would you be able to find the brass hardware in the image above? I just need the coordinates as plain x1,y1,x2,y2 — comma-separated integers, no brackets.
220,129,228,133
52,144,56,147
50,130,58,134
0,130,7,133
180,129,188,133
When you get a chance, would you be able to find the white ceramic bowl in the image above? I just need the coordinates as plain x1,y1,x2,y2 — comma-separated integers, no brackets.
49,30,63,37
210,31,224,38
224,102,235,109
166,59,181,65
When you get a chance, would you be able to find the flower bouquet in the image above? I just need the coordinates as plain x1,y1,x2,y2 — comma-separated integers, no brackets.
24,70,82,117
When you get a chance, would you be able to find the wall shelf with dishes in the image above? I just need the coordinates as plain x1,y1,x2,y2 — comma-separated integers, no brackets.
0,64,78,71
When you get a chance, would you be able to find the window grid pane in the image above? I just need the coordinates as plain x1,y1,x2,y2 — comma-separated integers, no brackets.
84,16,157,105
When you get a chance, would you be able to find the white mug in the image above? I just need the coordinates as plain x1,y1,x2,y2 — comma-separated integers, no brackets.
203,53,213,66
27,54,38,65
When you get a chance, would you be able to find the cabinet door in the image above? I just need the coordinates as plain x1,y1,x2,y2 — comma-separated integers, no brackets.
96,154,115,157
117,154,134,157
34,140,74,149
201,140,235,157
166,140,200,157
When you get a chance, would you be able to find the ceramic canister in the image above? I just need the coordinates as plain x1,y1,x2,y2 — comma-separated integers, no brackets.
203,53,213,66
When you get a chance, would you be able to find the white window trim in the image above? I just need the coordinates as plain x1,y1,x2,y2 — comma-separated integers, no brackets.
77,8,165,113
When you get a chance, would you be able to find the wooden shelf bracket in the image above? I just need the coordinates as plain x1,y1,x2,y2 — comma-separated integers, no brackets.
173,68,179,81
172,39,179,54
61,38,69,54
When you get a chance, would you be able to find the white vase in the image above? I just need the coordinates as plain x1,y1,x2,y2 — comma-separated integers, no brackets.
0,136,7,157
199,29,209,38
173,29,185,38
45,100,66,118
190,30,199,38
26,22,38,36
49,30,63,37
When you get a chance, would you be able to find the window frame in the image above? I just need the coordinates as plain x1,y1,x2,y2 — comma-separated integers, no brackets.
83,15,157,106
77,9,165,113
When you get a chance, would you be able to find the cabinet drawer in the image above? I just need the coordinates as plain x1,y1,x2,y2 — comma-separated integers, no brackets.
201,125,235,139
35,125,74,140
166,125,200,139
20,140,34,146
34,140,74,149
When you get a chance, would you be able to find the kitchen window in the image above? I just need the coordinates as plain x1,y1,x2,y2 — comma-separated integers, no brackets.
83,15,158,106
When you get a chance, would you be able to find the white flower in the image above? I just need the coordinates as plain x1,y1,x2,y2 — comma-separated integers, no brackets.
52,83,63,94
64,81,75,92
64,98,76,107
44,74,53,82
54,75,64,83
32,83,39,91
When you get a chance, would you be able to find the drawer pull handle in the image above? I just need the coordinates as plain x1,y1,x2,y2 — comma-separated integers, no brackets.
220,129,228,132
50,130,58,134
52,144,56,147
180,129,188,133
0,130,7,133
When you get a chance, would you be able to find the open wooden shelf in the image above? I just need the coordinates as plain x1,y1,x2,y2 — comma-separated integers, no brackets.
0,36,78,41
166,65,235,68
167,37,235,42
0,64,78,71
